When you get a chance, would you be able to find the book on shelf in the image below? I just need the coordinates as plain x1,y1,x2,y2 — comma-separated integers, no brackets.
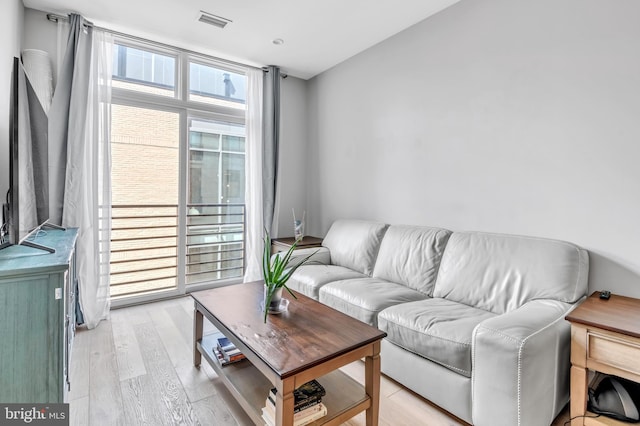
223,347,245,362
216,336,236,353
266,391,321,414
268,379,326,411
263,379,327,425
264,398,325,420
295,379,326,399
213,348,246,365
261,402,327,426
212,335,246,365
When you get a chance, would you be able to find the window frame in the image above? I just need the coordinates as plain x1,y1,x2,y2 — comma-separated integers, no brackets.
110,35,249,307
188,56,247,107
112,39,180,98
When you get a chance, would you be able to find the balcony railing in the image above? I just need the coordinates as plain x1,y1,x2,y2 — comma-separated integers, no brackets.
110,203,245,299
186,203,245,284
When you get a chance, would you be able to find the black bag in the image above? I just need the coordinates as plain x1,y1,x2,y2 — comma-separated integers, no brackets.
588,374,640,423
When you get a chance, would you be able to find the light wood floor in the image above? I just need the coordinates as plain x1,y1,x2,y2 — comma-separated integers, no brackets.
68,296,571,425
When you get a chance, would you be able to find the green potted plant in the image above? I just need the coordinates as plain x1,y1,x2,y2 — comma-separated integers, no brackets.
262,231,317,322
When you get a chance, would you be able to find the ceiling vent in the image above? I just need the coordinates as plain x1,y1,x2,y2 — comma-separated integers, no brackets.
198,11,232,29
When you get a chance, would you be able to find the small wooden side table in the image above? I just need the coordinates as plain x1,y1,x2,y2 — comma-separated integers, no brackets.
565,291,640,425
271,236,323,253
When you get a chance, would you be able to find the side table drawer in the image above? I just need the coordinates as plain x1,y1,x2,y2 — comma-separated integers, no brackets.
588,331,640,376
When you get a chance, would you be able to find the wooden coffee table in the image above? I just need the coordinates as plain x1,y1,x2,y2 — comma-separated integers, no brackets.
191,281,387,426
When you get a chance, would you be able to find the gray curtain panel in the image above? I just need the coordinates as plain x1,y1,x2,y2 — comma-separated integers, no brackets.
48,13,93,325
48,14,93,225
262,65,280,233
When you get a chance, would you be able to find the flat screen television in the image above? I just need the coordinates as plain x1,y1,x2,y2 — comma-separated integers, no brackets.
1,56,56,253
1,57,19,250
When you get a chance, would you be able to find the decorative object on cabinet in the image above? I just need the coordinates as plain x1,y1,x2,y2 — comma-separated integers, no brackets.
21,49,54,114
292,208,305,240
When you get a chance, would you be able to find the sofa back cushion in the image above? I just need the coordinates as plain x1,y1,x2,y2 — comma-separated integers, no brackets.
373,225,452,296
322,220,389,275
433,231,589,314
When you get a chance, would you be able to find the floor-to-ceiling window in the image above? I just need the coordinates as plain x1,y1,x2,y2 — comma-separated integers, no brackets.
109,37,247,305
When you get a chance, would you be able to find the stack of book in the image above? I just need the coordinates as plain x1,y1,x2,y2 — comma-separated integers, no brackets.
262,380,327,426
213,336,246,365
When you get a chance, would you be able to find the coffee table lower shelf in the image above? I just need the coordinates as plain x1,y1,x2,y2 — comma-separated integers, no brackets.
197,334,370,426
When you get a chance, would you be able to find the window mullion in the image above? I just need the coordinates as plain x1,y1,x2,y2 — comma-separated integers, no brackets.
177,52,189,294
112,88,245,123
218,134,223,204
179,51,188,101
177,109,188,294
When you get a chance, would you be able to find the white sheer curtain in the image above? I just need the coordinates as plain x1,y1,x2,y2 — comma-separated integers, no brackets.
244,68,264,282
58,22,113,328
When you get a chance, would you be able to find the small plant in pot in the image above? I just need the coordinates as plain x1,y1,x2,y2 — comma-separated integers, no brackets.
262,231,317,322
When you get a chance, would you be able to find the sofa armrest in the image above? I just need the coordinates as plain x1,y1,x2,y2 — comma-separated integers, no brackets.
471,299,575,426
271,246,330,268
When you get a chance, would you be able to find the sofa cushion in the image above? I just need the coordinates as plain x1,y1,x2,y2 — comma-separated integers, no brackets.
287,265,366,300
319,278,429,327
378,298,496,377
321,220,389,275
433,232,589,315
372,225,451,296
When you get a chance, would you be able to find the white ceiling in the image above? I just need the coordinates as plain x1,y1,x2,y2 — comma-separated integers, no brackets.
23,0,460,80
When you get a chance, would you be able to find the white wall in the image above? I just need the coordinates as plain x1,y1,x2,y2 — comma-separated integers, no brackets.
274,76,309,237
0,0,24,207
23,9,59,85
306,0,640,298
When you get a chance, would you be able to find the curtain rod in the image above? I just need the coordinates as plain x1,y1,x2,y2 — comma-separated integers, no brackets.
46,13,267,74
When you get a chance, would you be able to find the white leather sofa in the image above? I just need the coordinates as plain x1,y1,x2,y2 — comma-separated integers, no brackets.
287,219,589,426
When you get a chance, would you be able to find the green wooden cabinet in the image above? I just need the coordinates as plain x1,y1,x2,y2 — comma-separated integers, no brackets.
0,228,78,403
